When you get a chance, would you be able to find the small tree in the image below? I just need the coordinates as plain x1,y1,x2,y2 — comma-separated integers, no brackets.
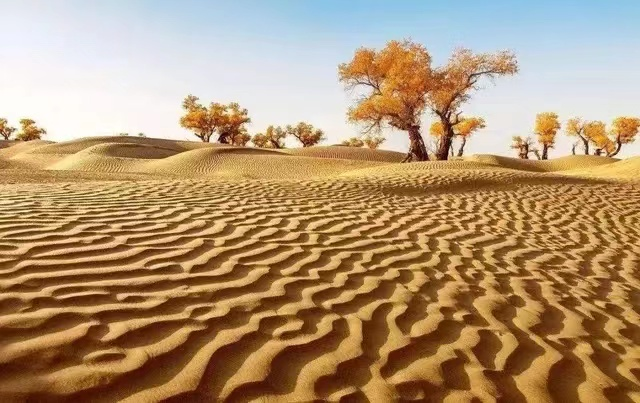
137,132,146,137
0,118,16,140
341,137,364,147
608,117,640,157
287,122,325,147
430,116,485,157
583,121,612,156
534,112,560,160
179,95,250,143
230,128,251,146
118,132,129,136
566,118,589,155
16,119,46,141
363,133,385,149
511,136,539,159
252,125,287,148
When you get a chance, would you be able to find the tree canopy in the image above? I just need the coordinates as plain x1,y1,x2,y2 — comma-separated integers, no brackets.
16,119,46,141
179,95,251,143
534,112,561,160
339,39,517,161
287,122,325,147
252,125,287,148
0,118,16,140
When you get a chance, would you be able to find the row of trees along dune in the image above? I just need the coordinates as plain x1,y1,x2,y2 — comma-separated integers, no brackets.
512,113,640,159
340,133,386,149
338,39,518,161
0,118,46,141
180,94,325,148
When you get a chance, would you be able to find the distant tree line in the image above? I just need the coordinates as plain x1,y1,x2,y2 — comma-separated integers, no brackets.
512,113,640,159
0,118,46,141
179,94,326,148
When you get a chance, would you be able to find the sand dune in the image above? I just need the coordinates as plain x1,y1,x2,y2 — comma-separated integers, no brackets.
1,138,640,401
563,156,640,180
464,154,619,172
287,145,405,162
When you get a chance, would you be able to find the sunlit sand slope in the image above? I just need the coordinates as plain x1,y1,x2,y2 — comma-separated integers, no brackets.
0,173,639,401
1,139,640,401
563,156,640,180
287,145,405,162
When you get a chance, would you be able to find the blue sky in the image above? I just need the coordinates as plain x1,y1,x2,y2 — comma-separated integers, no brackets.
2,0,640,156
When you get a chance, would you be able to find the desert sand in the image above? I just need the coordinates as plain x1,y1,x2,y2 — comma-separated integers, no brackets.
1,136,639,402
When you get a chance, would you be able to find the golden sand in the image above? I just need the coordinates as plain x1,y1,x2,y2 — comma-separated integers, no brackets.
1,137,639,401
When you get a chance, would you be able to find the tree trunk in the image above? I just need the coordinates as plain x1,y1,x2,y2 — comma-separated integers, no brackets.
218,132,230,144
403,125,429,162
541,144,549,160
270,140,281,149
435,121,454,160
580,136,589,155
608,138,622,157
594,148,602,156
457,137,467,157
571,143,577,155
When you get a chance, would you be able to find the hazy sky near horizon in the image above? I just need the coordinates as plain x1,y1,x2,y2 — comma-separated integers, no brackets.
2,0,640,156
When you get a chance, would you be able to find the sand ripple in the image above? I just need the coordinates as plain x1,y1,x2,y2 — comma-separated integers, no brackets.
1,174,639,401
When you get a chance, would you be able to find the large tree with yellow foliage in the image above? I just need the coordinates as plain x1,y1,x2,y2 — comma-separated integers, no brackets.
252,125,287,148
534,112,560,160
339,39,517,161
15,119,46,141
430,116,486,157
0,118,16,140
428,49,517,160
179,95,251,144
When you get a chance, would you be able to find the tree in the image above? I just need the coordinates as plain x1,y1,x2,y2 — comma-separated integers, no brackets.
428,48,518,160
179,95,251,143
339,40,517,162
455,117,486,156
583,121,613,156
217,103,252,144
118,132,129,136
566,118,589,155
287,122,325,147
511,136,539,159
430,116,486,157
0,118,16,140
341,137,365,147
16,119,46,141
608,117,640,157
137,132,146,137
363,133,385,149
230,128,251,146
534,112,560,160
339,40,433,161
252,125,287,148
